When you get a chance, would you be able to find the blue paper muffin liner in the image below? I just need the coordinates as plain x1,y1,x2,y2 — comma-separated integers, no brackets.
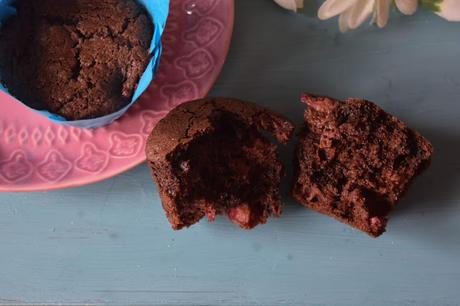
0,0,169,128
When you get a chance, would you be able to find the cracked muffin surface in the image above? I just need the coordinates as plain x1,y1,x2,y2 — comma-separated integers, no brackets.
0,0,153,120
292,94,433,237
146,97,295,230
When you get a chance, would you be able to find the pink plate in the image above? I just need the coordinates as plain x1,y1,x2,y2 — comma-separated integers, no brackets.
0,0,234,192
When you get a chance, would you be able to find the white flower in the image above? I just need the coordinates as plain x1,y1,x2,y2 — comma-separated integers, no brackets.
318,0,418,32
436,0,460,21
395,0,419,15
273,0,460,30
273,0,304,12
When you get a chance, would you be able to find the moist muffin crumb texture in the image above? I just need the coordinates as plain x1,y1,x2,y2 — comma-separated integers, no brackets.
292,94,433,237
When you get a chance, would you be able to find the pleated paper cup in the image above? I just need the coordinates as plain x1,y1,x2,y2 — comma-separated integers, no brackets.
0,0,169,128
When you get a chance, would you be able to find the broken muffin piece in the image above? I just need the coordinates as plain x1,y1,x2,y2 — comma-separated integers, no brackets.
146,97,294,230
292,94,433,237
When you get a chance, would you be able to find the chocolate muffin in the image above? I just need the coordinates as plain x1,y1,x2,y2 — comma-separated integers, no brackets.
0,0,153,120
292,94,433,237
146,97,295,230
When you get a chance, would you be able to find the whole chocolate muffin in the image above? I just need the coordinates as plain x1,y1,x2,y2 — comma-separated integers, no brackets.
0,0,153,120
292,94,433,237
146,97,295,230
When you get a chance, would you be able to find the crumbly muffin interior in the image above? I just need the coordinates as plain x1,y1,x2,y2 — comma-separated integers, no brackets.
155,112,284,229
292,95,433,237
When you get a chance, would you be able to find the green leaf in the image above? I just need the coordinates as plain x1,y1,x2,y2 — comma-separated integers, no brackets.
419,0,442,12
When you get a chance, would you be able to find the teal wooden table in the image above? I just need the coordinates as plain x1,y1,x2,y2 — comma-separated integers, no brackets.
1,1,460,305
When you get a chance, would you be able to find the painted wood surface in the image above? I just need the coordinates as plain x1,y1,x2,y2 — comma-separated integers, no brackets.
1,1,460,305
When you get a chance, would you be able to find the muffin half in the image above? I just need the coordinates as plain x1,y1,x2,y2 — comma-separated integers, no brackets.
292,94,433,237
146,97,294,229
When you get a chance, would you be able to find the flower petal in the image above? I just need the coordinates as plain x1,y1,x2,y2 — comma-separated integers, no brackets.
395,0,418,15
339,9,351,32
347,0,374,29
295,0,304,9
273,0,303,12
374,0,391,28
436,0,460,21
318,0,359,20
